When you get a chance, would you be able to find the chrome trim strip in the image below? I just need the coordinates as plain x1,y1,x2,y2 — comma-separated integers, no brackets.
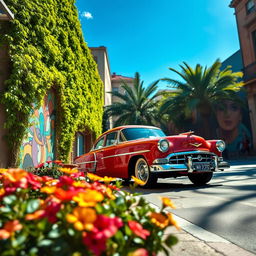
102,150,151,159
76,160,97,165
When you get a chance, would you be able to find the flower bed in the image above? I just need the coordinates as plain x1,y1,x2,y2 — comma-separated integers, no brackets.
0,166,178,256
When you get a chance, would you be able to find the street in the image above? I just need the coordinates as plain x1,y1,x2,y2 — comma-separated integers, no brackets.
124,161,256,254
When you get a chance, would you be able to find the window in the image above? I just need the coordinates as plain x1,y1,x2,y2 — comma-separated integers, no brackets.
94,137,105,150
246,0,255,14
105,132,117,146
252,30,256,58
122,128,166,141
76,133,84,156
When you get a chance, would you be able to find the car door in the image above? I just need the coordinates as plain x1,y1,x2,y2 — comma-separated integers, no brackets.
95,131,118,177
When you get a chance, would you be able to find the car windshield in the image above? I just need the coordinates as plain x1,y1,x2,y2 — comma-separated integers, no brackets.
121,128,166,141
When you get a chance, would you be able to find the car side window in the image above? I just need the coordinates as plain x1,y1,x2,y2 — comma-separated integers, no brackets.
94,137,105,150
119,131,127,142
105,132,118,147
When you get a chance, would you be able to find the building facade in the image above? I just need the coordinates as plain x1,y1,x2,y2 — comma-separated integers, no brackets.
0,0,104,168
0,0,14,167
230,0,256,150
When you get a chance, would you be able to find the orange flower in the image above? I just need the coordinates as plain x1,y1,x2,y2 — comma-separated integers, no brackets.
0,220,23,240
167,213,180,230
161,197,176,209
66,207,97,231
59,168,78,174
3,169,27,183
128,248,149,256
131,176,146,186
0,188,5,197
150,212,169,229
73,189,104,207
26,210,45,220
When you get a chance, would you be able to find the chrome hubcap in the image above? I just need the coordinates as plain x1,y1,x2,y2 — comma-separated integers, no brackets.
137,160,149,182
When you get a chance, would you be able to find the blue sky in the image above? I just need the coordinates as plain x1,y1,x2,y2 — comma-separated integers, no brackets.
75,0,240,88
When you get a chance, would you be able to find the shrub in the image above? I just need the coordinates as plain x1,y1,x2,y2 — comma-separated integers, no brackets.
0,168,178,256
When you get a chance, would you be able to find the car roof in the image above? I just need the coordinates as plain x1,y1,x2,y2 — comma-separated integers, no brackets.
101,125,161,137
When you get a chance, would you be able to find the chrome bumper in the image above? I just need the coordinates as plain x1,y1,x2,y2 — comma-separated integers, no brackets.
150,151,230,174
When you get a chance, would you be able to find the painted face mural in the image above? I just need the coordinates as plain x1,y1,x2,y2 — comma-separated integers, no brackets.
20,92,55,168
215,100,252,156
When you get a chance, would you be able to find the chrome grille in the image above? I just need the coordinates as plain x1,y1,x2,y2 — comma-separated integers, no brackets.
169,152,214,165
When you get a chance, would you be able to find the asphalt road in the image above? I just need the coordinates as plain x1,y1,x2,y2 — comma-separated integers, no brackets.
124,162,256,254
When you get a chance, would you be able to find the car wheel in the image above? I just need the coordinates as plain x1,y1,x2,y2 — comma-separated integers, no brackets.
188,172,213,186
134,158,157,188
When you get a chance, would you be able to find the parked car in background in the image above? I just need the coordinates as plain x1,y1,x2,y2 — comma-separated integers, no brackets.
74,125,229,187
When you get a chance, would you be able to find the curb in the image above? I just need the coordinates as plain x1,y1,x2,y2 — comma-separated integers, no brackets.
149,202,255,256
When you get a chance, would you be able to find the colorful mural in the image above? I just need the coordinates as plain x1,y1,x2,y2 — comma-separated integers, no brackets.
20,91,56,168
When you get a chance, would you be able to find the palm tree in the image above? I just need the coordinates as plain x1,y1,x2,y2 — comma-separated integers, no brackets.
105,72,160,127
160,59,244,138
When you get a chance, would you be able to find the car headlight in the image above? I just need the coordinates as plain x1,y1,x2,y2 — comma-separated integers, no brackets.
216,140,225,152
158,139,169,153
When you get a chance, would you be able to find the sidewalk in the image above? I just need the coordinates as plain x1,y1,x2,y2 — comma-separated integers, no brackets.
160,214,255,256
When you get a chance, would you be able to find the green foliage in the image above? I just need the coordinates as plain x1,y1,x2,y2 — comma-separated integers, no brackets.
0,0,103,166
105,72,160,126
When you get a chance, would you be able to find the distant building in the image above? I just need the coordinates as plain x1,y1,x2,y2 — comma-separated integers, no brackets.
111,73,134,103
230,0,256,151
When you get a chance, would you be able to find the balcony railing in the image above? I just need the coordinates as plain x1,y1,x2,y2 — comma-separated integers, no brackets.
243,62,256,81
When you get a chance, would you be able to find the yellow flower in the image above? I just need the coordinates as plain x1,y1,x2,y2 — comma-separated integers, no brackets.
86,173,102,181
102,176,116,183
66,207,96,231
41,186,56,194
0,169,7,174
131,176,146,186
161,197,176,209
45,179,58,186
106,187,116,200
73,189,104,207
167,213,180,230
59,168,78,174
73,181,87,188
150,212,169,229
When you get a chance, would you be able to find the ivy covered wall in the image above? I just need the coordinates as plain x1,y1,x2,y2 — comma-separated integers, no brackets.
0,0,103,166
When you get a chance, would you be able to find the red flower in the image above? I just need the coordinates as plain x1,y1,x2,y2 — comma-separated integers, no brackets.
35,163,45,168
128,220,150,239
83,232,107,256
26,197,61,223
27,173,42,190
93,215,123,240
57,176,74,188
82,215,123,255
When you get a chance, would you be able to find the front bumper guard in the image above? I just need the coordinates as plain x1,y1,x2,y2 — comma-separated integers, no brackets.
150,152,230,174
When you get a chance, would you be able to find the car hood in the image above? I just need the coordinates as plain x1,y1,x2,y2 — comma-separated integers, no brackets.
164,134,210,153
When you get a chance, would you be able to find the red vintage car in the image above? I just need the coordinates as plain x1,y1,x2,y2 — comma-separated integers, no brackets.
74,125,229,187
